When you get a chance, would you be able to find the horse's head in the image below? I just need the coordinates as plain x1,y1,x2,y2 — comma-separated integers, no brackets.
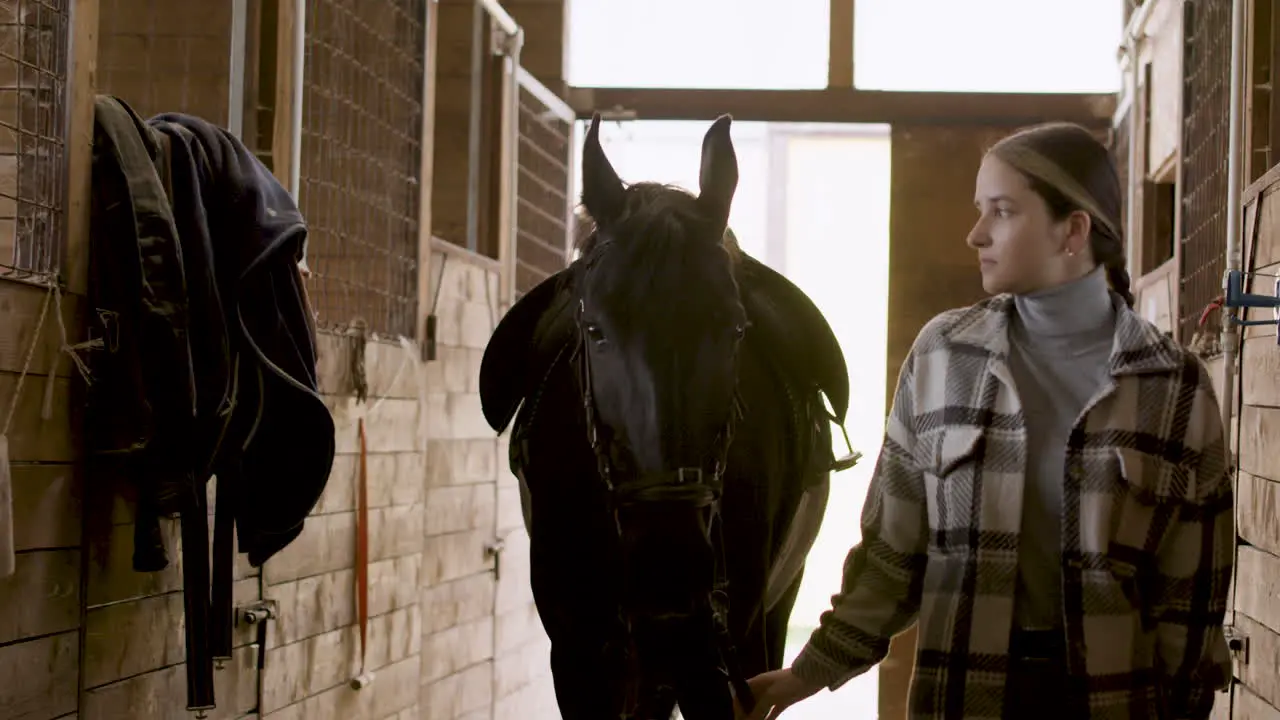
573,114,746,619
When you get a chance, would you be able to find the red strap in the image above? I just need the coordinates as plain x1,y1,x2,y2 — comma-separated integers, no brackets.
356,417,370,674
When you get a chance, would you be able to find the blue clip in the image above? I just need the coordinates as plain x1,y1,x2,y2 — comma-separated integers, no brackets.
1224,269,1280,326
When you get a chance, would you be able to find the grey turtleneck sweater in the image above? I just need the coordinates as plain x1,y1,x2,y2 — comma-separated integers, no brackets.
1008,266,1116,630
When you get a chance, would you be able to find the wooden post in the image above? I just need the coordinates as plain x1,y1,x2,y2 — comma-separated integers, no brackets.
494,31,521,311
64,0,101,297
417,0,440,351
828,0,855,89
270,0,297,194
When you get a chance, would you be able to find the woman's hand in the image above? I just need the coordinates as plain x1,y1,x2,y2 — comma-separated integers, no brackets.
734,669,823,719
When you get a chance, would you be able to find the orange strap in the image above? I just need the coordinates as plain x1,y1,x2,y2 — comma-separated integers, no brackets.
356,417,370,674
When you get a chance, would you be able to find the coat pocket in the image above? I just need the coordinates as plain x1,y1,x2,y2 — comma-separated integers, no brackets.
1113,447,1198,504
922,426,984,553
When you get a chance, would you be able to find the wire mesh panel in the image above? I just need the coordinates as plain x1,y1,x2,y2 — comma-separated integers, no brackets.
514,69,574,296
1179,0,1231,347
0,0,68,282
299,0,425,338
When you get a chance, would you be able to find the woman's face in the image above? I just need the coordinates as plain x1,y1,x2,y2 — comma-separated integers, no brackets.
966,154,1089,295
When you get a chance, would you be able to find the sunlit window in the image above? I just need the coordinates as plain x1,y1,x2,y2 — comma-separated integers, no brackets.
568,0,1123,94
567,0,830,89
854,0,1124,93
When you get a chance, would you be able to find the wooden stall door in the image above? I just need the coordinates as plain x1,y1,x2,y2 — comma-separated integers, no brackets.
879,125,1008,720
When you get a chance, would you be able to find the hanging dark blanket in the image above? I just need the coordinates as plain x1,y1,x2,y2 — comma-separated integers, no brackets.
86,95,335,712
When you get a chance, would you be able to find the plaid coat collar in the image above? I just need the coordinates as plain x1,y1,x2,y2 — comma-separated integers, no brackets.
945,292,1184,378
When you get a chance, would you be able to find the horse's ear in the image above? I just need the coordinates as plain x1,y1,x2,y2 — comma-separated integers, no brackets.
698,114,738,229
582,113,625,227
479,269,576,434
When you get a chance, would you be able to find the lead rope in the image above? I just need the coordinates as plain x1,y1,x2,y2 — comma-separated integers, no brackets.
0,286,46,579
1,279,97,579
350,415,373,689
709,404,756,715
350,322,373,689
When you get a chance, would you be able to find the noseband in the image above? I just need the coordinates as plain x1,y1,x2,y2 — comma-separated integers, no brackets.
573,296,757,713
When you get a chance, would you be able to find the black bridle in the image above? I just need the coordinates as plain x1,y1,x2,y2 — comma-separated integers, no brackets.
573,296,758,715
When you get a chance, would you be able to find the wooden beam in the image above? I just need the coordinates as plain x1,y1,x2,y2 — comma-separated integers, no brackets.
567,87,1118,128
828,0,854,88
494,52,517,311
64,0,101,296
270,0,297,193
416,0,440,351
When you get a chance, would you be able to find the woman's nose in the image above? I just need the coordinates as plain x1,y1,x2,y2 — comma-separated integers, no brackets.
965,222,989,249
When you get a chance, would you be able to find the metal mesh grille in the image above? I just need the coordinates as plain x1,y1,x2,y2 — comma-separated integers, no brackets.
299,0,425,338
1179,0,1231,346
515,81,573,296
0,0,68,282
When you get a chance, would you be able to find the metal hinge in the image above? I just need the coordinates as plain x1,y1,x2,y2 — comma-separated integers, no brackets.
1224,625,1249,666
238,599,278,627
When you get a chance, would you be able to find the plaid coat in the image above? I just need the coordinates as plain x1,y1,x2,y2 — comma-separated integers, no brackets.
791,294,1234,719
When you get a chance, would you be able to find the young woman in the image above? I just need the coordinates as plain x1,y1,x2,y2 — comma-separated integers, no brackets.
739,123,1234,719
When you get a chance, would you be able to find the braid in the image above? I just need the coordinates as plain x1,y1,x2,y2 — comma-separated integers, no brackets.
1104,259,1134,308
1091,225,1134,307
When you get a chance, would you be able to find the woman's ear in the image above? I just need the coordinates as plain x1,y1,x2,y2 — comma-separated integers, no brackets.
1063,209,1093,256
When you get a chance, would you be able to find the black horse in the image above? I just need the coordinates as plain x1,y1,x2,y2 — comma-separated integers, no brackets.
478,114,855,719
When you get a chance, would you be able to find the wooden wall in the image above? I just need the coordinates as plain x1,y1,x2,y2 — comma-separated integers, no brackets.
0,0,565,716
0,1,97,717
60,5,260,717
0,285,85,720
415,241,557,719
260,328,423,719
1227,177,1280,720
501,0,568,96
96,0,233,123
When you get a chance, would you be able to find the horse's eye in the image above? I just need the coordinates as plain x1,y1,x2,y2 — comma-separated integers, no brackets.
585,324,606,345
734,323,748,339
